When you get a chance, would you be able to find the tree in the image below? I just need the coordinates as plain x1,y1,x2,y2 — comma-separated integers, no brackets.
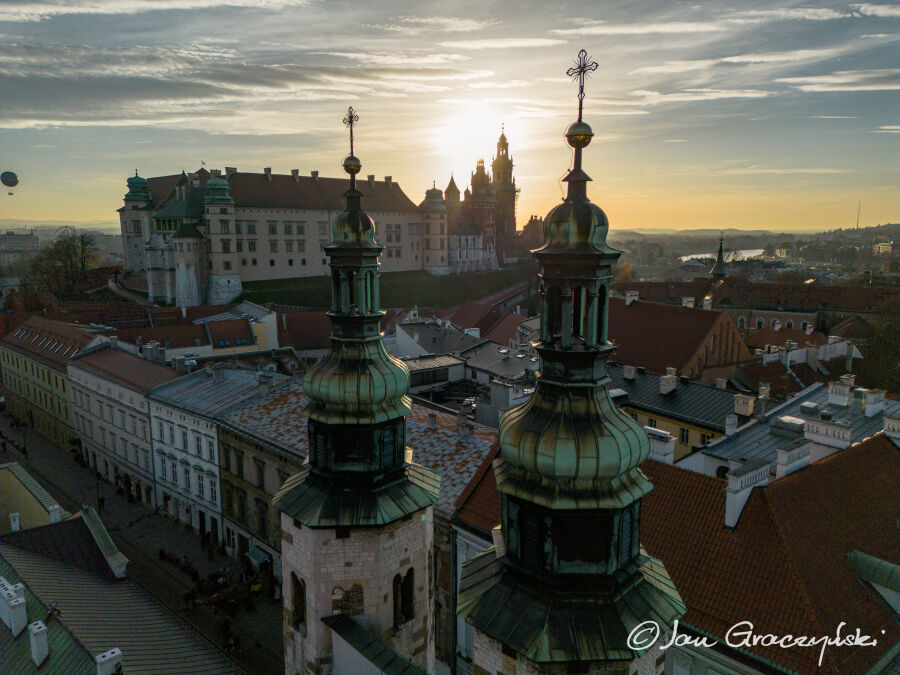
858,298,900,393
614,263,632,283
27,227,98,298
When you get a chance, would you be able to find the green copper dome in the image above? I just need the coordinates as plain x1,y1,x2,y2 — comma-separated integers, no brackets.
204,176,233,205
124,172,151,202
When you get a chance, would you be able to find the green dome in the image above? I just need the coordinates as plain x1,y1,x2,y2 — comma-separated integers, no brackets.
330,190,378,247
204,177,233,205
124,172,151,202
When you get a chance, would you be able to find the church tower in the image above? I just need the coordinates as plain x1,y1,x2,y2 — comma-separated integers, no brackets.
710,232,728,279
491,125,517,242
457,50,683,674
276,108,439,675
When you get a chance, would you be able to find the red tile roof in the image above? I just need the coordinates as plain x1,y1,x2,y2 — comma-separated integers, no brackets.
455,435,900,674
225,172,418,212
608,297,726,374
114,323,208,349
69,345,179,392
0,317,95,371
736,360,805,398
206,318,253,347
481,311,527,345
276,311,332,351
642,434,900,675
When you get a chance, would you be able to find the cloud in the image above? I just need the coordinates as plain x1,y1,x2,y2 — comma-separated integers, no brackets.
852,3,900,17
553,21,724,36
778,69,900,91
716,166,851,175
365,16,496,34
0,0,307,22
469,80,532,89
439,38,565,49
873,125,900,132
721,47,846,64
662,139,687,142
318,51,470,66
810,115,857,119
729,8,848,23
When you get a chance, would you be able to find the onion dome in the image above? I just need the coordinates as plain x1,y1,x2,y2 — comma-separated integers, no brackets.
204,176,233,205
124,171,151,202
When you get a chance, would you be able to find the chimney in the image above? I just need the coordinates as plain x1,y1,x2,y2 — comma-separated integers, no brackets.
9,513,19,532
659,367,677,395
625,290,639,306
457,411,471,438
49,504,62,523
827,379,852,407
210,168,221,177
212,362,226,383
806,344,820,369
884,415,900,440
623,365,636,380
96,647,124,675
180,305,187,320
427,412,437,428
804,415,851,451
264,167,272,181
716,377,727,389
384,176,392,188
725,413,738,436
681,296,694,308
8,595,26,637
258,372,273,396
173,356,187,375
291,169,299,182
310,170,318,180
725,460,769,528
734,393,755,417
29,621,48,666
225,167,237,176
491,525,506,558
852,388,885,417
367,175,375,187
840,373,856,387
646,427,675,464
773,320,782,331
775,443,810,479
702,295,712,311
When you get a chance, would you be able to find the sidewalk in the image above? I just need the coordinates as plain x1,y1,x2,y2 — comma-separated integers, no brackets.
0,414,284,675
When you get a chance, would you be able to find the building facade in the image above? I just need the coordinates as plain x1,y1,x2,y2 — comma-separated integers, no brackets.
68,342,179,506
0,318,100,445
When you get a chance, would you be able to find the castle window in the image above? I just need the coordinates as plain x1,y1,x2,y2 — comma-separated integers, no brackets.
738,317,746,329
246,221,256,234
236,240,243,252
393,568,415,627
269,240,278,253
285,241,293,253
785,320,793,330
220,221,229,234
248,240,257,252
290,573,306,629
283,222,293,235
223,261,231,270
756,318,763,330
221,240,230,253
268,221,278,235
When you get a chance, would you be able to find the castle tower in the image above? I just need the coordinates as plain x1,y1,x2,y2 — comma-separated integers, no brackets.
204,176,242,304
421,183,449,273
491,125,517,242
276,107,439,675
457,50,683,674
710,232,728,279
121,172,151,275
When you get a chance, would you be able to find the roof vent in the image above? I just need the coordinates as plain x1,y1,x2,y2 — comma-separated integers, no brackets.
291,169,299,182
368,175,375,187
625,290,639,306
623,365,636,380
264,167,272,181
224,166,237,176
681,296,694,308
310,170,318,180
96,647,124,675
716,377,727,389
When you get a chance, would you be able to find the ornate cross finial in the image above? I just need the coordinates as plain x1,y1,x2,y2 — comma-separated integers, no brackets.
343,106,359,155
566,49,598,122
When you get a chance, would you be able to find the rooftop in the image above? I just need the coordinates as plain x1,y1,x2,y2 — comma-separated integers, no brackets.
459,340,535,382
0,317,96,370
69,343,180,393
149,366,290,418
396,320,480,356
697,381,900,465
607,361,744,432
643,433,900,675
402,354,465,373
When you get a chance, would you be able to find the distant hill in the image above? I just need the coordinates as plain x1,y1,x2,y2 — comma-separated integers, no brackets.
0,218,119,233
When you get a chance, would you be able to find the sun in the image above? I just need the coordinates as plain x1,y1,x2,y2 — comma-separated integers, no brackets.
432,108,507,183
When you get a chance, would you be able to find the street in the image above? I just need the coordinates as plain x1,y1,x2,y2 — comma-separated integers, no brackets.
0,413,284,675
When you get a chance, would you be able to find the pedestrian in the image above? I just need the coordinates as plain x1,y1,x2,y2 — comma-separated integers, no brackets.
98,495,105,513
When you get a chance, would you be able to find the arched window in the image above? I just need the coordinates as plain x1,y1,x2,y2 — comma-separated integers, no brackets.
738,316,746,329
572,286,585,338
291,573,306,629
785,320,793,330
801,321,808,331
756,318,764,330
771,319,777,327
393,569,415,627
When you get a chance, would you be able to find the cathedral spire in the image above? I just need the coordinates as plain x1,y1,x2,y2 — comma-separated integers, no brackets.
711,231,728,279
458,49,683,672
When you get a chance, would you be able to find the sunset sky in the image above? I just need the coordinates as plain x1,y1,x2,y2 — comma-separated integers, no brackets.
0,0,898,230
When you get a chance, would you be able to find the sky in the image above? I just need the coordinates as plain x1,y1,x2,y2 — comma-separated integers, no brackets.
0,0,898,231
